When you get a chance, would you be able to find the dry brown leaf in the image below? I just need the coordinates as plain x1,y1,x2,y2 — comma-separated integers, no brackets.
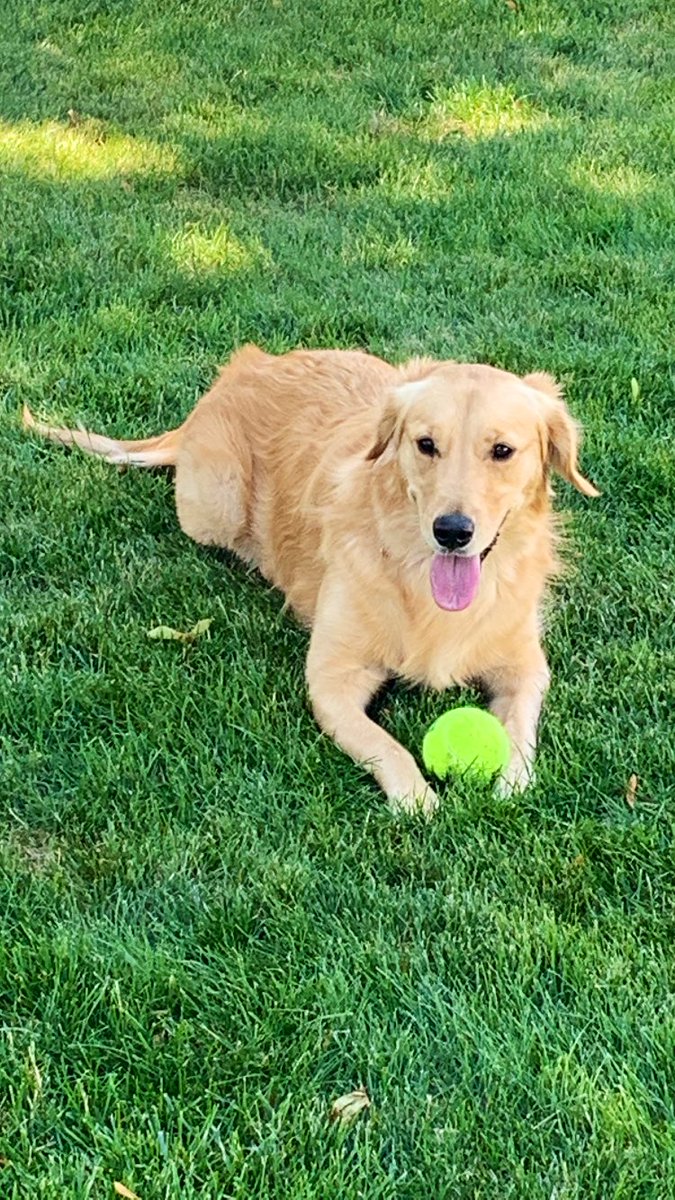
505,0,519,10
625,773,639,810
114,1183,140,1200
67,108,82,126
330,1087,371,1124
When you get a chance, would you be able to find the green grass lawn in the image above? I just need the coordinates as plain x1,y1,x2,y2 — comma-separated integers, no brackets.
1,0,674,1195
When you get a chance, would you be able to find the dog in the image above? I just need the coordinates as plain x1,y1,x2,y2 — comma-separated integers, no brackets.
24,345,598,815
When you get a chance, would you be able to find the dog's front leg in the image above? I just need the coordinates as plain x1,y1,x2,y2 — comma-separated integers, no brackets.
306,630,438,818
484,645,550,794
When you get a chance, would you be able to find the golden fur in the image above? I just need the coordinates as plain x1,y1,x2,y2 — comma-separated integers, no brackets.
24,345,598,814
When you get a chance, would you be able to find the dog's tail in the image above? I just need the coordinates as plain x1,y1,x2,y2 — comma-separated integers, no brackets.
22,405,183,468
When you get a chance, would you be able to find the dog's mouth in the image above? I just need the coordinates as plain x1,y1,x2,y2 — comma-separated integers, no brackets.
429,530,501,612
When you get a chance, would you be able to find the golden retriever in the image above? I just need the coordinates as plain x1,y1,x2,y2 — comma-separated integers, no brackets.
24,345,598,815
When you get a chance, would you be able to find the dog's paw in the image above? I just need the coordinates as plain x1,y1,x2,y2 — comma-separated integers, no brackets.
388,781,440,820
495,756,534,797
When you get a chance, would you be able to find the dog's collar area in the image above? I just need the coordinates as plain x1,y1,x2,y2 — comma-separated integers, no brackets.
480,510,510,562
480,530,500,562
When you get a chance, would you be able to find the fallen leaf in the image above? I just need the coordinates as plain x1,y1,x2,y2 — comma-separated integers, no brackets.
630,377,640,402
114,1184,140,1200
67,108,82,126
147,625,186,641
505,0,519,10
330,1087,371,1124
147,618,213,643
625,773,639,810
188,618,213,638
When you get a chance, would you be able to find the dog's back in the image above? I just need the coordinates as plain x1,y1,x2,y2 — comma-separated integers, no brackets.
174,346,397,618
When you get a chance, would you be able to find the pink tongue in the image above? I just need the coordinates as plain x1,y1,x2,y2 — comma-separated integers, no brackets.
430,553,481,611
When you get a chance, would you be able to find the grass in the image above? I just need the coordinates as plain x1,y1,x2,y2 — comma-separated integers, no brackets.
1,0,674,1195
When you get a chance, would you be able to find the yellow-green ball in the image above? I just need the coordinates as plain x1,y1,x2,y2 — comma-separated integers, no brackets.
422,707,511,781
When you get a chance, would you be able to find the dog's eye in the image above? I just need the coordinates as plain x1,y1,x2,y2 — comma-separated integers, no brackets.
416,437,437,457
491,443,515,461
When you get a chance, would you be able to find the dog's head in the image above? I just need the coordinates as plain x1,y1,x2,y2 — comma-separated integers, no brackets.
367,362,598,611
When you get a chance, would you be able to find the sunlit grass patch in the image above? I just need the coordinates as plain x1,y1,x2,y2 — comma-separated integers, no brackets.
417,82,552,143
0,118,178,181
569,159,658,200
168,222,272,276
342,228,418,269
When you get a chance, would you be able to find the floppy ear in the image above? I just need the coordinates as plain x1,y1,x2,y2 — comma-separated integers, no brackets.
524,372,600,498
366,394,400,461
366,377,432,461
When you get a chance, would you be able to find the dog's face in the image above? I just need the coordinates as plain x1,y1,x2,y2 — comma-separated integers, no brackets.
368,363,598,611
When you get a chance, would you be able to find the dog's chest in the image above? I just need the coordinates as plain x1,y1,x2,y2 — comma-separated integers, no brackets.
380,578,502,691
397,623,477,690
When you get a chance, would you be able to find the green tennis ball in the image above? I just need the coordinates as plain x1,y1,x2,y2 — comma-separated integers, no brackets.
422,706,511,781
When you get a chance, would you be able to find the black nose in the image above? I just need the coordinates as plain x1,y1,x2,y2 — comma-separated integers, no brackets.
433,512,475,551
